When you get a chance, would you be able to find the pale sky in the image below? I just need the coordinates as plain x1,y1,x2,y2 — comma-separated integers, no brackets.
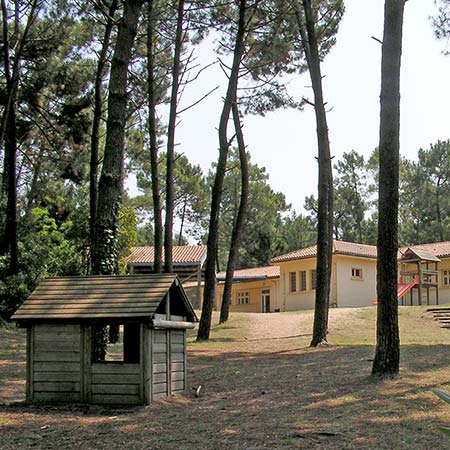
131,0,450,214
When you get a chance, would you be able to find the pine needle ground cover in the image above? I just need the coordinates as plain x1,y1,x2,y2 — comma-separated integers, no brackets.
1,307,450,449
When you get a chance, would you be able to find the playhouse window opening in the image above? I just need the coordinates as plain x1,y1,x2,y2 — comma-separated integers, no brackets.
92,323,140,364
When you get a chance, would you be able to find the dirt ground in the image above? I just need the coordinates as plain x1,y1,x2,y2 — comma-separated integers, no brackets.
2,307,450,449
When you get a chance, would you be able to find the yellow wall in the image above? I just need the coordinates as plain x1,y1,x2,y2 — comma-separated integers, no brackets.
215,278,280,313
278,255,377,310
278,259,319,311
334,255,377,307
438,257,450,304
209,256,450,313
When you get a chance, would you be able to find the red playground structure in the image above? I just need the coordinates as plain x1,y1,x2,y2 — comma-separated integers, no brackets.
373,247,440,306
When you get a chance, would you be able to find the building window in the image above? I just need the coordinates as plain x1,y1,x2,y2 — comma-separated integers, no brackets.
311,270,317,290
299,271,307,291
351,268,363,280
289,272,297,292
237,291,249,305
443,270,450,286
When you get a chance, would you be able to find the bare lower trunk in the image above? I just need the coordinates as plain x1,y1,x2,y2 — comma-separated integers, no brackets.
147,0,163,273
1,104,18,275
220,103,249,324
92,0,142,275
296,0,334,347
178,195,187,245
89,0,118,271
436,187,444,242
164,0,185,274
372,0,405,378
0,0,38,275
197,0,247,341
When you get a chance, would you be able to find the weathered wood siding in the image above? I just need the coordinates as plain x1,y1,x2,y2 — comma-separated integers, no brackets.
28,321,188,405
31,323,82,402
170,330,186,393
151,328,186,401
152,330,168,400
90,363,142,405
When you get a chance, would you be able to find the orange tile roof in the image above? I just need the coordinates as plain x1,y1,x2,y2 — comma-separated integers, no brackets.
128,245,207,266
333,240,378,258
270,240,377,263
271,240,450,264
217,265,280,280
402,241,450,259
400,247,441,262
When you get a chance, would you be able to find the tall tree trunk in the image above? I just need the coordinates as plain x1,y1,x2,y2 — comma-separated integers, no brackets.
164,0,185,274
178,194,188,245
89,0,118,271
435,185,444,241
296,0,334,346
25,142,46,215
2,101,18,275
0,0,38,275
197,0,247,341
219,103,249,324
92,0,143,275
147,0,163,273
372,0,405,378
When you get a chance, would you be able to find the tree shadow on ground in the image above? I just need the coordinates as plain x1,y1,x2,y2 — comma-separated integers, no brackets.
2,342,450,449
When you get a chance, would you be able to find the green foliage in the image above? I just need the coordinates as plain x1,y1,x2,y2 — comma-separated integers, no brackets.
399,141,450,245
214,149,290,268
279,212,316,254
433,0,450,53
0,266,30,322
0,204,85,320
25,207,84,277
305,150,376,244
333,150,370,242
211,0,344,116
129,151,210,243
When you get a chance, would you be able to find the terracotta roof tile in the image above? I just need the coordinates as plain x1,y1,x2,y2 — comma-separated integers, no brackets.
270,240,377,263
333,240,377,258
402,241,450,259
400,247,441,262
217,265,280,281
128,245,207,266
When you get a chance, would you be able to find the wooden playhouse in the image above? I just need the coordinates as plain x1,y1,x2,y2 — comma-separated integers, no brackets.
11,274,197,405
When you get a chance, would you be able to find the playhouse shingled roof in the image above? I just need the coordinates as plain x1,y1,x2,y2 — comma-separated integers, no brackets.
11,274,197,322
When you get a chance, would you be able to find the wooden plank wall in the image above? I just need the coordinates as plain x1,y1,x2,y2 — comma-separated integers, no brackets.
31,323,82,402
151,329,186,401
152,330,168,400
170,330,186,393
90,363,141,405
